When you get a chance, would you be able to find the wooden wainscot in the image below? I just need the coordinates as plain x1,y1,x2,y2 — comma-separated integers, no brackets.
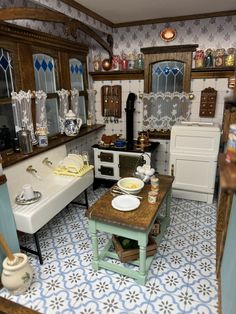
112,235,157,263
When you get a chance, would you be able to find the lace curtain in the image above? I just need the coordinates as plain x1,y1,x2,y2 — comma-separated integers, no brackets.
35,90,47,130
142,92,191,131
57,89,69,134
87,89,96,125
11,90,37,144
70,88,79,117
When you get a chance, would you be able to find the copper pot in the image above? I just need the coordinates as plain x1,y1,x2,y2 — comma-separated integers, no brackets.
102,58,112,71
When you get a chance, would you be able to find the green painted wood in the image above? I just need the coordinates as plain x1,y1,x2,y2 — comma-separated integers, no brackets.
88,187,172,285
0,179,20,275
221,193,236,314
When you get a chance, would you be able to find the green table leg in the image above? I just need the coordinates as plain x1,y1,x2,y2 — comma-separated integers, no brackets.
137,234,148,285
89,220,99,270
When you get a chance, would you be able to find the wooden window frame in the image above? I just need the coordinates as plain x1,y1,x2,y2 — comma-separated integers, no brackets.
0,21,89,152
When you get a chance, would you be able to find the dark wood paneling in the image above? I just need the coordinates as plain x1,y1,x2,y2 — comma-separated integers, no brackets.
89,70,144,81
141,45,198,54
0,296,40,314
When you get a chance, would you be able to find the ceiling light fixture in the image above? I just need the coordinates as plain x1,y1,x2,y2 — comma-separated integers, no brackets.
160,27,176,42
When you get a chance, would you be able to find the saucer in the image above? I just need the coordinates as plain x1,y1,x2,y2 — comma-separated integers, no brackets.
15,191,42,205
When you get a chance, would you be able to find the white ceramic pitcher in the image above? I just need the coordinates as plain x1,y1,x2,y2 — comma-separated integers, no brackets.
64,110,82,136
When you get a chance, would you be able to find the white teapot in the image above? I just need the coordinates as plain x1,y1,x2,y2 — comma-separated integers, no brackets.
64,110,82,136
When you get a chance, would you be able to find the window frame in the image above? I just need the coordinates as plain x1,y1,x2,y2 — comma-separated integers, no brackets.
0,21,89,152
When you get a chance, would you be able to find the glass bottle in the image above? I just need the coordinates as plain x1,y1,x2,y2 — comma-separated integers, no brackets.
225,48,235,67
194,50,204,68
204,49,213,67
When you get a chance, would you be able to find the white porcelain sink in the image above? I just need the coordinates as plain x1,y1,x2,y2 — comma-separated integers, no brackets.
4,144,94,234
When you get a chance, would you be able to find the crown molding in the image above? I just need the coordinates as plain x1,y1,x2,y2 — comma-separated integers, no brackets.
60,2,236,28
0,7,113,56
60,0,114,28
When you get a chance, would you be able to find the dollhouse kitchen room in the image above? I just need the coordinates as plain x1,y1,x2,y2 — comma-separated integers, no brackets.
0,1,236,314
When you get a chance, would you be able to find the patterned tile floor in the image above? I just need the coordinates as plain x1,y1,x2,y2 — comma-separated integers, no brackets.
0,187,219,314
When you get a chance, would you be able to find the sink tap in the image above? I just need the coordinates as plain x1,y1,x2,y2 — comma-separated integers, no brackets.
42,157,52,166
26,165,37,174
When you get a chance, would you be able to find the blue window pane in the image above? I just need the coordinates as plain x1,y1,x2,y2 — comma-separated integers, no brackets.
152,61,184,93
0,48,14,98
69,58,84,91
33,53,56,93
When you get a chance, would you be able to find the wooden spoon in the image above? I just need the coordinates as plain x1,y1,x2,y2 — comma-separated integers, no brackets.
0,233,19,266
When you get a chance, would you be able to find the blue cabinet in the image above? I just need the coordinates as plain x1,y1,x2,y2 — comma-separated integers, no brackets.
221,193,236,314
0,175,20,274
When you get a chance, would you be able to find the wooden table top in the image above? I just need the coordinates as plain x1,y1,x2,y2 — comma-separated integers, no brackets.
87,175,174,231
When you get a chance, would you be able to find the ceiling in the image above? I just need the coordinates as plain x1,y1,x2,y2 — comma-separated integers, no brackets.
73,0,236,24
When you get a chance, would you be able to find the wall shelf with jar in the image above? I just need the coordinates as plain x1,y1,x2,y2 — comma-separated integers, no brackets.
191,66,235,79
89,70,144,81
89,67,234,81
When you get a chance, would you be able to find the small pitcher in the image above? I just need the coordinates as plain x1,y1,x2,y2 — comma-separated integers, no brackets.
64,110,82,136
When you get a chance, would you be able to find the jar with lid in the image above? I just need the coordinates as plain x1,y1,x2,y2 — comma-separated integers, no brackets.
225,48,235,67
93,55,102,72
127,53,135,70
112,55,120,71
226,124,236,162
194,50,204,68
215,48,225,67
120,53,128,71
134,53,144,70
204,48,213,67
36,127,48,147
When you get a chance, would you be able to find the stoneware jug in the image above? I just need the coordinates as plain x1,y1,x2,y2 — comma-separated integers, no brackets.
64,110,82,136
1,253,33,295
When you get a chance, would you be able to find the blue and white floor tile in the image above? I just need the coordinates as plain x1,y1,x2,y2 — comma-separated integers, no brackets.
0,187,219,313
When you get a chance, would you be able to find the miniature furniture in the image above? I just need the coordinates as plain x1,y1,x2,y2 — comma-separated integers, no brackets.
4,144,94,264
87,175,174,285
92,142,158,184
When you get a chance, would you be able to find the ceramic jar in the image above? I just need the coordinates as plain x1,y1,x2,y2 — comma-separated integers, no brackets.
93,55,102,71
215,48,225,67
64,110,82,136
112,55,120,71
1,253,33,295
225,48,235,67
36,127,48,147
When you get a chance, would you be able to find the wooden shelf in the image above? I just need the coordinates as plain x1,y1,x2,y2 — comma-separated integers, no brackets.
89,70,144,81
191,66,234,79
90,67,234,81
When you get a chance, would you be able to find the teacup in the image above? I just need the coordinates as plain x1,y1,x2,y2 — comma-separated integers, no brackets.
19,184,34,201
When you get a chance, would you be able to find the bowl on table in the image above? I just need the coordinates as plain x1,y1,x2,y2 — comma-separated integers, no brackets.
117,177,144,195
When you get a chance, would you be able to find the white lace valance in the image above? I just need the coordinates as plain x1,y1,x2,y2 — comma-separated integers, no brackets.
142,92,191,132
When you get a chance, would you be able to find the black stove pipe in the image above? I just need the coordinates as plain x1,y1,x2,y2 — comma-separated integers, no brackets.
125,92,137,149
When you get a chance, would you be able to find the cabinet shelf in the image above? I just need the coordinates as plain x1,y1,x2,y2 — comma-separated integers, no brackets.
191,66,234,79
90,67,235,81
89,70,144,81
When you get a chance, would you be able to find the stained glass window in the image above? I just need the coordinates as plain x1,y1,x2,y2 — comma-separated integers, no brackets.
69,58,84,91
152,61,184,93
33,53,59,135
33,53,56,93
0,48,14,98
69,58,86,124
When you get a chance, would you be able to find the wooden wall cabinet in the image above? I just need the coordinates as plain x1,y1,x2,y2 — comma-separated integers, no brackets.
199,87,217,117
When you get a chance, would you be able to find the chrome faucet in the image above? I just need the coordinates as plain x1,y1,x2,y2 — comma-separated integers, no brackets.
42,157,52,166
26,165,37,174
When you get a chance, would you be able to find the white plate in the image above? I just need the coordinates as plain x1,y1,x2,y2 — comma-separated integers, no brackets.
111,195,140,211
